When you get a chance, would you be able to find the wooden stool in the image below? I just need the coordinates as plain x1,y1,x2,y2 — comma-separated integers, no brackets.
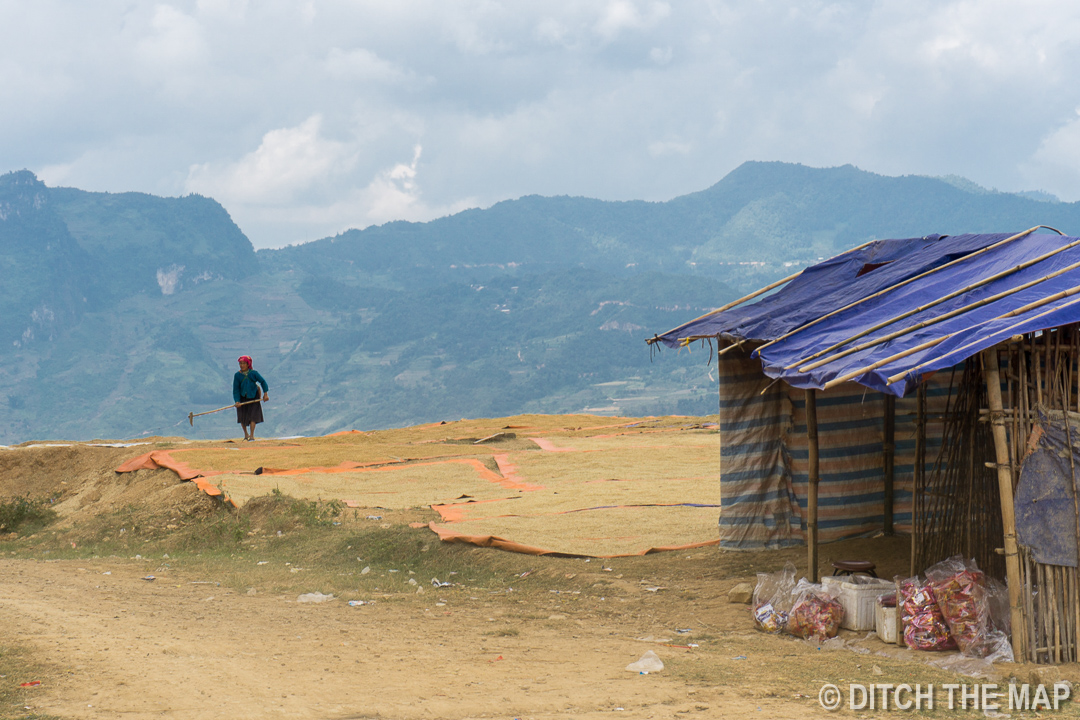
831,560,878,578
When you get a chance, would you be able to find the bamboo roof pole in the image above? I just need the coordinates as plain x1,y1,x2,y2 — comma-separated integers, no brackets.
647,237,887,346
982,347,1028,661
647,271,803,347
788,234,1080,372
715,338,748,358
821,336,953,391
883,286,1080,387
754,226,1046,357
819,280,1080,391
797,255,1080,374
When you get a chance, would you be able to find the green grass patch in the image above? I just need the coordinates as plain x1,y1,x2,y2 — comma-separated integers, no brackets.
0,496,58,535
0,491,560,602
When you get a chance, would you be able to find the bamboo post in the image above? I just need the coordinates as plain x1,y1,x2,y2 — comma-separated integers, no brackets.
1063,329,1080,661
1062,380,1080,575
1012,344,1021,474
912,382,926,576
884,393,895,535
806,388,820,583
1037,562,1048,662
982,346,1028,661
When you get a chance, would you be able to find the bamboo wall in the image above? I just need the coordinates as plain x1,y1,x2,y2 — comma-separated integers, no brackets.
914,326,1080,663
1005,327,1080,664
913,360,1005,580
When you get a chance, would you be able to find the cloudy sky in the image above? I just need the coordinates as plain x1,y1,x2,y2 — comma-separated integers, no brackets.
5,0,1080,248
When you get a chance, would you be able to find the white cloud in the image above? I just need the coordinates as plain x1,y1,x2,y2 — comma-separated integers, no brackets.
364,144,423,221
195,0,249,21
11,0,1080,247
196,143,481,246
1023,111,1080,200
536,17,568,45
648,139,691,158
324,47,417,85
134,5,209,74
596,1,671,41
185,115,352,205
649,46,672,65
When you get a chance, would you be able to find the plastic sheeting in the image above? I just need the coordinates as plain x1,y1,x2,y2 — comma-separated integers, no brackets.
715,348,953,549
655,231,1080,397
1016,409,1080,567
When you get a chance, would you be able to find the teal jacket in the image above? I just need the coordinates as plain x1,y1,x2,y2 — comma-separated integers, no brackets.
233,370,269,402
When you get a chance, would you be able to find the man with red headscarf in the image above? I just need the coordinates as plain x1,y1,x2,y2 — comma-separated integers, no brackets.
233,355,269,441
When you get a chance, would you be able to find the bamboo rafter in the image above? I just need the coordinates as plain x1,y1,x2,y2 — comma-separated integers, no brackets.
792,235,1080,374
752,226,1051,357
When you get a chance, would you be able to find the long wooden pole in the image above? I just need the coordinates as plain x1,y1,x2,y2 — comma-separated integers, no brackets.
883,393,895,536
982,347,1028,661
1062,332,1080,659
795,254,1080,374
912,383,926,577
755,227,1045,356
648,237,892,347
188,398,261,426
820,281,1080,391
788,232,1079,371
647,272,804,347
882,286,1080,388
806,389,820,583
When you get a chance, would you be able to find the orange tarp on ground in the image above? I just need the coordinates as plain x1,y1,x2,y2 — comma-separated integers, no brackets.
114,415,722,557
116,451,229,501
428,521,719,557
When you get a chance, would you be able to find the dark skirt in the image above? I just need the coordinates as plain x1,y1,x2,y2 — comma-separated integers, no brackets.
236,399,264,425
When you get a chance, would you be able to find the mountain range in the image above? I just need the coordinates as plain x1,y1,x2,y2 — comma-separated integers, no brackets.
2,161,1076,443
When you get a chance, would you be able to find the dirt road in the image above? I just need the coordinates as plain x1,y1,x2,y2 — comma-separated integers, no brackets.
2,555,816,720
1,436,1068,719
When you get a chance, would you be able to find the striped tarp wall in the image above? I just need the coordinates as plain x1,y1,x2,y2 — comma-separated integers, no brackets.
717,349,802,549
718,349,956,549
785,373,952,543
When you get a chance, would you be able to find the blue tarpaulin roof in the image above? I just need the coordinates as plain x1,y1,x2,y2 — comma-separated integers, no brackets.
652,228,1080,397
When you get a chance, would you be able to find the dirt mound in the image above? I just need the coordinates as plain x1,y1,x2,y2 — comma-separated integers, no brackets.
2,414,724,556
0,444,220,537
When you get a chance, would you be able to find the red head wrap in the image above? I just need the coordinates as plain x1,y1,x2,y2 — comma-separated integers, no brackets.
238,355,253,368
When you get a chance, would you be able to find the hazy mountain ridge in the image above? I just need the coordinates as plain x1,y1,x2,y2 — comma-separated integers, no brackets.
2,161,1078,443
265,162,1080,289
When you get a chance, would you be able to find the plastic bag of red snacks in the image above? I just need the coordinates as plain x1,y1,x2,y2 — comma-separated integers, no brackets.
926,556,1012,661
786,579,844,640
753,562,797,634
897,575,956,651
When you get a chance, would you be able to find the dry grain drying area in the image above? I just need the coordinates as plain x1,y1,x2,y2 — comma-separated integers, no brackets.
1,414,1077,719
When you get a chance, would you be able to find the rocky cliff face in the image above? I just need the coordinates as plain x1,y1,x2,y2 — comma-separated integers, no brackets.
0,170,93,348
49,185,257,303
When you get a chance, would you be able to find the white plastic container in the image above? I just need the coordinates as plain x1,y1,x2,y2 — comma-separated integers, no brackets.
875,600,898,643
837,578,894,631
